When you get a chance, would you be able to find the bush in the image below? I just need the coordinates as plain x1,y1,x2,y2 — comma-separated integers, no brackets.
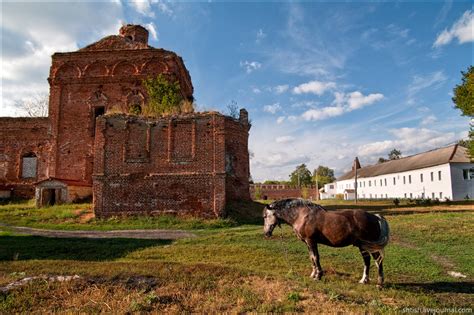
444,197,451,204
393,198,400,206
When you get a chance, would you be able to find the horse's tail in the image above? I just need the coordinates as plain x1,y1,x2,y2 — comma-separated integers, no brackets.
360,214,390,264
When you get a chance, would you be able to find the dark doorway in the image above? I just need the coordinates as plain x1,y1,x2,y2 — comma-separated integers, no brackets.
92,106,105,135
42,189,58,206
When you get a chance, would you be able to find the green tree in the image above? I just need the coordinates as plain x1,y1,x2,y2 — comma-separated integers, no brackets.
452,66,474,159
452,66,474,117
378,148,402,163
289,164,312,187
143,74,194,116
312,165,336,188
388,149,402,160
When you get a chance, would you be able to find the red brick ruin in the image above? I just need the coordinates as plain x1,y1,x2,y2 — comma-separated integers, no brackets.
0,24,251,217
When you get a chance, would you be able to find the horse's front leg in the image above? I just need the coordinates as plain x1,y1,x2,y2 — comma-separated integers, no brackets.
358,247,371,284
307,241,323,280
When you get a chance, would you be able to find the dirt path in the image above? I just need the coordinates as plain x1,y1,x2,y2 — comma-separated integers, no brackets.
0,223,196,240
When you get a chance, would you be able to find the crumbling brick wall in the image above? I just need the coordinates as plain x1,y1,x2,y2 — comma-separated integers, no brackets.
0,118,51,198
47,25,194,188
93,111,250,218
250,184,319,201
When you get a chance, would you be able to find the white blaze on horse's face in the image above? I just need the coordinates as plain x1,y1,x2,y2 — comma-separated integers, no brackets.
263,208,278,237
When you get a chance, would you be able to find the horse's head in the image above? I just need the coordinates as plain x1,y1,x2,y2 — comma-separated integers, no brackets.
263,202,281,237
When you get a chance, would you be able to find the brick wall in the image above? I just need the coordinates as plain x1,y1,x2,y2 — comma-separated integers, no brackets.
0,118,51,198
250,184,319,201
93,112,250,218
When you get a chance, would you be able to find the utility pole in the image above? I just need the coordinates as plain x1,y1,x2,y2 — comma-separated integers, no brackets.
355,163,358,204
315,170,319,201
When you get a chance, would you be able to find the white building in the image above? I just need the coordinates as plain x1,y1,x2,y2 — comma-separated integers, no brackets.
330,145,473,201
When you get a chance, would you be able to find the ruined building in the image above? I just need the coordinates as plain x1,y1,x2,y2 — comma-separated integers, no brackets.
0,25,251,217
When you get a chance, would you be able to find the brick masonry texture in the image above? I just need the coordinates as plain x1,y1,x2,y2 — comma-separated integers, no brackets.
0,24,251,217
250,184,319,201
93,112,250,218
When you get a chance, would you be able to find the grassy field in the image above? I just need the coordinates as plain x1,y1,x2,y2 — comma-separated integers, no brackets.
0,199,473,313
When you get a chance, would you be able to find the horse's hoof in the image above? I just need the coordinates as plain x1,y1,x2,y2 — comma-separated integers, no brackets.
376,284,384,290
359,278,369,284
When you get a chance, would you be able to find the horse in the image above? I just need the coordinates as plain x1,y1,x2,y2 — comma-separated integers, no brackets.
263,198,390,288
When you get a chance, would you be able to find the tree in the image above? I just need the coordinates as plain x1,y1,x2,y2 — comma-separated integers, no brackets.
388,149,402,160
226,100,239,119
312,165,336,188
143,74,194,116
452,66,474,117
452,66,474,159
378,148,402,163
289,164,312,187
15,93,49,117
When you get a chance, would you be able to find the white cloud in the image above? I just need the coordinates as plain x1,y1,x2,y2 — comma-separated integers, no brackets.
129,0,153,17
240,60,262,73
358,127,457,157
276,136,295,144
252,87,262,94
293,81,336,95
263,103,281,114
421,114,437,126
129,0,173,17
301,91,384,121
346,91,384,111
0,2,123,117
434,10,474,47
302,106,345,121
276,116,286,124
274,84,289,94
256,28,266,43
145,22,158,41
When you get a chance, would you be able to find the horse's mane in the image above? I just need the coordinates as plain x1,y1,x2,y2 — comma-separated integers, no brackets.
268,198,325,211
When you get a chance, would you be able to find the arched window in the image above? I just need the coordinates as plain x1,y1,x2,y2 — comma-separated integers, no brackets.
21,153,37,179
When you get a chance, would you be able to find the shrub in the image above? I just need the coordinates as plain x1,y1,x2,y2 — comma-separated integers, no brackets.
143,74,194,116
393,198,400,206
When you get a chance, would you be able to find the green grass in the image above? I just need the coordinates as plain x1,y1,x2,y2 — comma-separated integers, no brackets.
0,200,473,312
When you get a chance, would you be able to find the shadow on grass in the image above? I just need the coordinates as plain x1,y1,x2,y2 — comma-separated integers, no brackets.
390,281,474,294
226,200,265,225
0,235,171,261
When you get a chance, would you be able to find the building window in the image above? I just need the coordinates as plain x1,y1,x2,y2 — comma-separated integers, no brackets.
369,180,371,187
403,176,406,184
431,172,434,181
439,192,442,199
421,192,425,198
370,194,372,199
374,180,377,187
409,175,412,184
438,171,442,181
410,193,413,198
375,194,377,199
393,177,396,185
420,173,423,183
21,153,37,179
329,185,334,189
380,179,382,186
432,192,435,199
385,194,388,198
404,193,407,198
384,178,387,186
463,168,474,180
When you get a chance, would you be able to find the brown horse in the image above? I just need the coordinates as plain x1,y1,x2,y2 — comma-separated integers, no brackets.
263,198,389,287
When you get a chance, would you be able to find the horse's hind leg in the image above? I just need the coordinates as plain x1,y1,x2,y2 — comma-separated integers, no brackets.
307,241,323,280
358,247,370,284
371,251,384,288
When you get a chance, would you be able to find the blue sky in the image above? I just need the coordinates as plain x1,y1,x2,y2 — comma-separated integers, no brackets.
1,1,472,181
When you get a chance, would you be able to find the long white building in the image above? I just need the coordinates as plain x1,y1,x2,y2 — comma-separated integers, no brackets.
321,144,473,201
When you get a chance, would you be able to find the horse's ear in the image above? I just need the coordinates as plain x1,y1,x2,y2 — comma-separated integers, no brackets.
267,203,274,209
